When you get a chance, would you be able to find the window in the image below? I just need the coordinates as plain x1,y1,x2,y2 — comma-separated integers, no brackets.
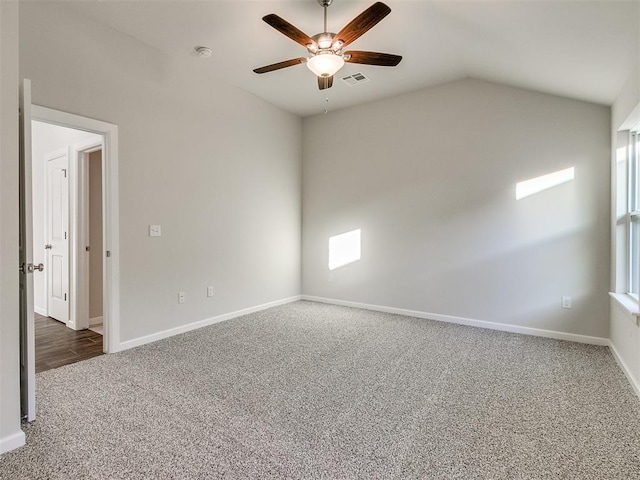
628,131,640,298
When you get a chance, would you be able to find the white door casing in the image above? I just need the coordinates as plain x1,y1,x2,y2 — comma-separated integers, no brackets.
46,151,70,324
73,140,103,331
31,105,120,353
19,79,36,422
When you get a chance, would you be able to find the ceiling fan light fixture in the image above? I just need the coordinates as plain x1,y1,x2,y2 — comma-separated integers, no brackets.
307,52,345,77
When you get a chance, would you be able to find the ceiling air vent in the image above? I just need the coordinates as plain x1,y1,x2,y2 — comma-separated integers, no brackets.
341,72,370,86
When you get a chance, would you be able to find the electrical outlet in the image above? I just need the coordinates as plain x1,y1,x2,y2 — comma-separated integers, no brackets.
561,296,572,309
149,225,162,237
178,292,185,304
207,286,214,298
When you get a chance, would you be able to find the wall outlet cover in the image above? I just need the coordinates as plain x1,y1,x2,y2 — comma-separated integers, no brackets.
149,225,162,237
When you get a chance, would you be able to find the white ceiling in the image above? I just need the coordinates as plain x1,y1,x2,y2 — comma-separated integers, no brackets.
61,0,638,118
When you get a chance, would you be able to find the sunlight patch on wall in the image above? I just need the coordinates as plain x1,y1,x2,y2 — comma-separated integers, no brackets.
329,229,361,271
516,167,575,200
617,146,628,163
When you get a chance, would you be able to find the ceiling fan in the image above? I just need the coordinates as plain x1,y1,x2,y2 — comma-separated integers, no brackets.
253,0,402,90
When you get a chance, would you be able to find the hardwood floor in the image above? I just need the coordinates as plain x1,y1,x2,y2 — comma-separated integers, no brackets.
35,313,104,373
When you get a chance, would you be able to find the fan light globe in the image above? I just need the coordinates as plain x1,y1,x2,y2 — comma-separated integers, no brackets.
307,52,345,77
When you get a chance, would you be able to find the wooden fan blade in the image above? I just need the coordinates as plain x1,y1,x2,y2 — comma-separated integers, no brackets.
333,2,391,48
253,57,307,74
317,75,334,90
344,51,402,67
263,14,317,49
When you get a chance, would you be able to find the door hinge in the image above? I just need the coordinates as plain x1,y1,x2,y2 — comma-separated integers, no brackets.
64,293,67,301
62,168,67,178
106,250,111,258
85,246,90,252
64,232,67,240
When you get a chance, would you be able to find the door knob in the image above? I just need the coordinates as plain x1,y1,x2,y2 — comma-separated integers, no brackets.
19,263,44,274
44,244,52,249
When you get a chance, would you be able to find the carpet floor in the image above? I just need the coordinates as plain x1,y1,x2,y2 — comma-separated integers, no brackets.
2,301,640,479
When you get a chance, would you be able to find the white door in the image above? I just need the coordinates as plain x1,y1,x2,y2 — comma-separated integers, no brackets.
19,79,36,422
46,152,70,323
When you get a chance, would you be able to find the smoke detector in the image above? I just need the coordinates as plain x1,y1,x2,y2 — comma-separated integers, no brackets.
194,46,213,58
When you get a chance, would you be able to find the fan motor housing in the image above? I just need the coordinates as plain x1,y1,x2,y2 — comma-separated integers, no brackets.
310,32,337,51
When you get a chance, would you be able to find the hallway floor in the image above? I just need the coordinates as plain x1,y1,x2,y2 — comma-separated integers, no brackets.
35,313,104,373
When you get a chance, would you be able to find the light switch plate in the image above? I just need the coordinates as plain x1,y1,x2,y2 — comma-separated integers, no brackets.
149,225,161,237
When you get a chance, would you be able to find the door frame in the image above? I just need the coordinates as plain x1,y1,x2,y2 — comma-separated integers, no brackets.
31,105,120,353
72,139,103,332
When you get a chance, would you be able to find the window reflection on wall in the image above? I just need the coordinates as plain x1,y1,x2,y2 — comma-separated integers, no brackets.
329,229,361,271
516,167,575,200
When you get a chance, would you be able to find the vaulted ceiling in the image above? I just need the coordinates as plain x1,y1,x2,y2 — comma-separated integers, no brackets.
61,0,638,117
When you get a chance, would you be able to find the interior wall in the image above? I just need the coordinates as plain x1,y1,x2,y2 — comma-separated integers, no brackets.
0,0,25,453
19,2,302,342
612,60,640,132
88,150,103,321
302,78,611,339
31,121,101,315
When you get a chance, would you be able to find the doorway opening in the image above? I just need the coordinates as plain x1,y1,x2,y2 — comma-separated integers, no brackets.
31,121,105,371
20,85,120,422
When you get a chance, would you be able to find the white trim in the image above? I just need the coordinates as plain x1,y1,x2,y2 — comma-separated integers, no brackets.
609,292,640,324
0,430,25,454
89,316,103,327
31,105,119,354
70,139,102,331
34,306,47,316
116,296,302,352
609,340,640,399
302,296,610,346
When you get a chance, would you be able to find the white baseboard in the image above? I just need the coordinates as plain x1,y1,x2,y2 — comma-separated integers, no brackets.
608,340,640,399
89,316,103,327
117,295,302,352
34,306,46,316
0,430,25,454
302,295,609,346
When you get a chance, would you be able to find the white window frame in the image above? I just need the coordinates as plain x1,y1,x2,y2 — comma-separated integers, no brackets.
628,130,640,299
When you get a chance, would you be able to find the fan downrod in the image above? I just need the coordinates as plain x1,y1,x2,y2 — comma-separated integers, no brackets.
316,0,333,7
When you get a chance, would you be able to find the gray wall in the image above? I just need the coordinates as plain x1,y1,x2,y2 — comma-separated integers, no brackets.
302,79,611,338
0,0,23,452
20,2,302,343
